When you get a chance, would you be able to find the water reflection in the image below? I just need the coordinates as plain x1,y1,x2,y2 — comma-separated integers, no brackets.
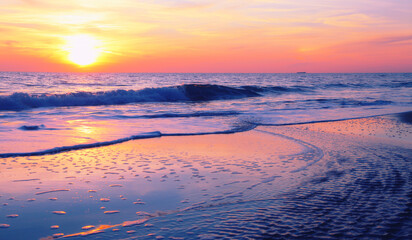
0,131,306,239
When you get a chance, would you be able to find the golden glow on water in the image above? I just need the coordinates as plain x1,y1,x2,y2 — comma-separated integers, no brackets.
63,35,101,66
76,125,95,135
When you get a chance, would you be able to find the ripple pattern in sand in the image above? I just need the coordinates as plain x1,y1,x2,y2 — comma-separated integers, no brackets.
1,123,411,240
55,125,411,240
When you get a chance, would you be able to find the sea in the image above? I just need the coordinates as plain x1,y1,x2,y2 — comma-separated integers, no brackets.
0,72,411,240
0,72,411,156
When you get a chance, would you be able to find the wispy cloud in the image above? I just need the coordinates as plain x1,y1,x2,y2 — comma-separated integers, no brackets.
371,35,412,45
0,0,411,72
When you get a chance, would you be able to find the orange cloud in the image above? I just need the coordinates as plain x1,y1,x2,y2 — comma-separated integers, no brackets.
0,0,411,72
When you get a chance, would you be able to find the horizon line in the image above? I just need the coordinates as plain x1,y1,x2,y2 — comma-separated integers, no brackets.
1,71,411,74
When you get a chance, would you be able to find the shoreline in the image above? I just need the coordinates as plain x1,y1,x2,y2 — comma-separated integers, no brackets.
0,112,411,239
1,110,411,158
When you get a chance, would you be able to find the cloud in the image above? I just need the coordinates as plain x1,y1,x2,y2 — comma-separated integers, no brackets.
319,13,383,28
0,0,411,72
0,40,20,47
371,35,412,45
162,0,216,10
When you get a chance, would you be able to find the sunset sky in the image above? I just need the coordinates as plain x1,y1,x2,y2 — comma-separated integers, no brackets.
0,0,411,73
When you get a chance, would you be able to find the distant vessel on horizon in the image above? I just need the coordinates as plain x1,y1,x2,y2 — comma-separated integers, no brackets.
296,72,306,74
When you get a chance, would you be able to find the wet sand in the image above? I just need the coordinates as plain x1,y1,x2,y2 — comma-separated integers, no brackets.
0,113,411,239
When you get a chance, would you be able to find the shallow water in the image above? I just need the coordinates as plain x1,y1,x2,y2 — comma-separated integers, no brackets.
1,115,411,239
0,130,306,239
0,73,411,155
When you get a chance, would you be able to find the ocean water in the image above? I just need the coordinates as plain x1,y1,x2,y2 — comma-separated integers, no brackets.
0,72,411,155
0,73,411,240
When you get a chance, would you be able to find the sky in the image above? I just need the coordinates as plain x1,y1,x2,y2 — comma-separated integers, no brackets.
0,0,411,73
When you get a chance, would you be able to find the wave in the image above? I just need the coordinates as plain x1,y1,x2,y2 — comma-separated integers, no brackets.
0,84,312,111
323,83,368,88
302,98,393,107
386,81,412,88
0,132,162,158
240,85,310,93
0,84,260,111
18,125,45,131
2,111,410,158
0,123,256,158
114,111,240,119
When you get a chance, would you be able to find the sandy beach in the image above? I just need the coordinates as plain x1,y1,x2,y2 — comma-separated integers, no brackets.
0,112,410,239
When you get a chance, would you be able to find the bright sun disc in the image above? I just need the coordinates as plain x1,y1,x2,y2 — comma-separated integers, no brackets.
64,35,100,66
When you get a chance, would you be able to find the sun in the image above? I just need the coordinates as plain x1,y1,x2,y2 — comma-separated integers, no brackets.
64,35,101,66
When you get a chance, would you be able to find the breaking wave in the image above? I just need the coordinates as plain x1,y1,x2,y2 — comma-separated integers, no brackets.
0,84,254,111
0,84,311,111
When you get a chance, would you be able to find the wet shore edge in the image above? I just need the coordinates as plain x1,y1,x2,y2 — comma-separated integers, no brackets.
397,111,412,124
1,110,411,158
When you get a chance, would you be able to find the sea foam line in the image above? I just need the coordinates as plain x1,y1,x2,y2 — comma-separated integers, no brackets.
114,110,240,119
0,124,257,158
2,111,409,158
0,132,162,158
255,129,324,173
